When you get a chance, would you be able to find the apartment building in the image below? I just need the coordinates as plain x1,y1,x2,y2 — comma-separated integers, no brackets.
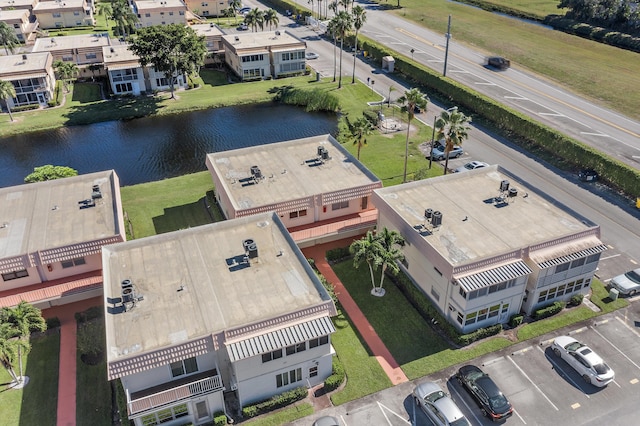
32,33,112,78
190,23,224,65
0,8,39,44
132,0,188,27
372,165,606,333
0,52,55,109
33,0,94,29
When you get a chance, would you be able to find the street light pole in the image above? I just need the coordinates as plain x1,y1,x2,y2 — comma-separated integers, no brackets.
443,15,451,77
428,115,437,169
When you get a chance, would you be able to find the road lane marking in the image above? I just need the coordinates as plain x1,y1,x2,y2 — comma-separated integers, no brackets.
507,355,559,410
591,326,640,371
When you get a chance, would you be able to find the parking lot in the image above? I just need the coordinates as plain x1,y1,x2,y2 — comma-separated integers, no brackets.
298,307,640,426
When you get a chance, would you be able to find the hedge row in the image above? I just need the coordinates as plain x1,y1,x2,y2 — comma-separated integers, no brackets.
324,355,346,392
213,411,227,426
356,36,640,199
326,246,351,262
241,386,308,418
533,301,566,320
458,324,503,346
544,15,640,53
11,104,39,112
509,314,524,327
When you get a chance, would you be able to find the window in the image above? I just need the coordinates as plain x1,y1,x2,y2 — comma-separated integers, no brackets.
14,23,20,29
488,304,500,318
243,68,262,79
276,368,302,388
74,11,80,15
242,54,265,63
85,52,97,60
289,209,307,219
145,13,151,17
570,257,585,268
501,303,509,313
62,55,73,62
331,200,349,211
477,308,489,322
170,357,198,377
169,11,174,15
309,336,329,348
555,262,570,273
61,257,86,269
465,312,477,324
430,287,440,302
459,287,467,298
309,366,318,377
53,12,61,18
2,270,28,281
586,254,600,264
261,349,283,363
280,62,303,73
179,11,185,15
286,342,306,355
141,404,188,425
457,312,464,324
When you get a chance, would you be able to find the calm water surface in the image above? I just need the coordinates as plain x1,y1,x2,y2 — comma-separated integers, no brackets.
0,103,338,187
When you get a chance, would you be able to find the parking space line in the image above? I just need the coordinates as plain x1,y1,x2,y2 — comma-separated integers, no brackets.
593,319,609,326
449,383,484,425
507,355,559,410
537,345,590,399
482,356,505,367
568,326,588,335
377,401,411,424
339,414,348,426
591,326,640,372
512,408,527,424
615,316,640,339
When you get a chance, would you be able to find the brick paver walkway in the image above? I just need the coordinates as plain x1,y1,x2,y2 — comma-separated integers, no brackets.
302,238,409,386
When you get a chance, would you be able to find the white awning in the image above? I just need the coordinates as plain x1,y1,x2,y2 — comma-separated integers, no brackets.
455,261,532,292
226,315,335,362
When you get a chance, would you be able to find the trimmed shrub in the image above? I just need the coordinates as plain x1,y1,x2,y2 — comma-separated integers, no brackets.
213,411,227,426
569,294,584,307
241,386,307,418
509,314,524,327
457,324,503,346
324,356,345,392
326,247,351,262
533,301,566,320
11,104,39,112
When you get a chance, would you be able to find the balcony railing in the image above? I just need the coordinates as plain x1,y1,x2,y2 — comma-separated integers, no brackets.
128,373,223,416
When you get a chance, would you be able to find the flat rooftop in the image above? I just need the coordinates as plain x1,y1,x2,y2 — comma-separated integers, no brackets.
0,52,50,77
222,30,304,51
208,135,380,211
103,212,331,361
0,0,34,8
33,33,111,52
191,23,224,37
134,0,186,10
102,45,139,65
34,0,86,10
0,170,120,259
374,165,598,265
0,9,29,20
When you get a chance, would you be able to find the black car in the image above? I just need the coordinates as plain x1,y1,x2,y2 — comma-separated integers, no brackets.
578,169,598,182
456,365,513,422
487,56,510,70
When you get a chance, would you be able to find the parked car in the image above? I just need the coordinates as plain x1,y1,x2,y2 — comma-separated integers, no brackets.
312,416,340,426
430,145,464,161
413,382,471,426
456,365,513,422
305,52,320,60
578,169,598,182
237,23,248,31
239,7,251,15
487,56,510,70
609,268,640,296
551,336,615,387
455,161,489,173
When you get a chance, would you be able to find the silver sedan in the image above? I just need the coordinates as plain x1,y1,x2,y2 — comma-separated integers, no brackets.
412,381,471,426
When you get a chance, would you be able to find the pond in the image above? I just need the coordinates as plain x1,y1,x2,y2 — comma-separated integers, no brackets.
0,103,338,188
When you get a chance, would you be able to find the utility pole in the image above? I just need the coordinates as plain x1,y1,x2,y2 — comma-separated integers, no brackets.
428,115,437,169
443,15,451,77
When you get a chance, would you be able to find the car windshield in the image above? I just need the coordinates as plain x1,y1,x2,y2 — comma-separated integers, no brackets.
489,394,510,410
426,390,445,403
464,163,475,170
450,417,471,426
565,341,585,352
625,270,640,284
594,363,611,375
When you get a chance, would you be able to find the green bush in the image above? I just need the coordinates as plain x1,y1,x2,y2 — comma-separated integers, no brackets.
569,294,584,307
457,324,503,346
509,314,524,327
11,104,40,112
533,301,566,320
45,317,61,329
213,411,227,426
75,305,103,323
544,15,640,53
241,386,307,418
324,356,346,392
274,87,340,112
326,247,351,262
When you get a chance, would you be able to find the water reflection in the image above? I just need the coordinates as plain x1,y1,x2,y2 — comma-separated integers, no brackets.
0,103,337,187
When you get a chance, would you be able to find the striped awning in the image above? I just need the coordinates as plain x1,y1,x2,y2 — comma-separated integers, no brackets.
532,243,607,269
227,316,335,362
455,261,532,292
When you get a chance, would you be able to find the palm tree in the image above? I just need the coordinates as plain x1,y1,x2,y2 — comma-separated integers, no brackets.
397,88,428,182
350,231,383,293
264,9,279,31
230,0,241,24
351,5,366,84
334,11,353,89
3,302,46,382
435,107,472,175
54,60,80,93
0,22,19,55
376,243,404,294
328,0,338,17
0,79,17,122
377,227,405,252
245,8,264,32
0,322,27,384
308,0,315,20
347,115,374,160
317,0,324,20
327,18,339,83
96,1,113,20
339,0,350,11
111,0,138,38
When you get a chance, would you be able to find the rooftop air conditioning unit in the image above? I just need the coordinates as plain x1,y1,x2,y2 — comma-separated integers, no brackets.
22,54,28,60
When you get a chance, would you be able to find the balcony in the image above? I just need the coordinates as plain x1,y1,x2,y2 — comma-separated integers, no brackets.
128,370,223,416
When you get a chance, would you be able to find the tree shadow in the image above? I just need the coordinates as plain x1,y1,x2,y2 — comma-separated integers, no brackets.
60,95,163,126
71,83,102,104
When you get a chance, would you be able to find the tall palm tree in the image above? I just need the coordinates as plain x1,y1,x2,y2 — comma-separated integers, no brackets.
376,243,404,294
0,79,17,122
350,230,383,293
54,60,80,93
0,322,27,384
377,227,405,252
111,0,138,38
328,0,338,17
351,5,366,84
339,0,350,11
317,0,324,19
230,0,241,23
327,18,338,82
347,115,374,160
334,11,353,89
96,1,113,20
397,88,428,182
0,22,19,55
264,9,279,31
3,302,46,382
245,8,264,32
435,107,471,174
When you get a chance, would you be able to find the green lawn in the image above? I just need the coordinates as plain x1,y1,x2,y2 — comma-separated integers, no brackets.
76,321,111,426
0,333,60,426
391,0,639,120
243,403,313,425
470,0,565,18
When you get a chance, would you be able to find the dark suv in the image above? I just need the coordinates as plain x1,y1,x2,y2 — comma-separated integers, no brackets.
487,57,510,70
457,365,513,422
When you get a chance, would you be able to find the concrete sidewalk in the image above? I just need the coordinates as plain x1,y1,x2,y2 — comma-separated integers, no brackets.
302,238,408,386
